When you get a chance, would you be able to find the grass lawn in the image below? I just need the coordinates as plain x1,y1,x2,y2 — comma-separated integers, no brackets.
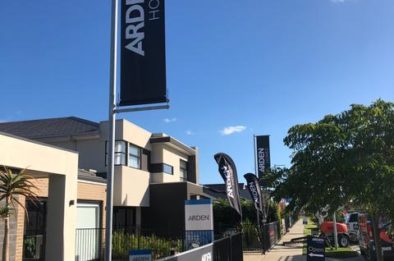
325,247,359,258
302,218,358,258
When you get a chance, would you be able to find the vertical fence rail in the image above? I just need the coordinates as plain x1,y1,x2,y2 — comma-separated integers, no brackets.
75,228,102,261
242,221,280,252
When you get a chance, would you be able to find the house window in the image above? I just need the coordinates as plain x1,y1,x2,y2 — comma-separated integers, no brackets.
180,160,188,181
128,144,141,169
106,141,143,169
163,164,173,175
114,141,127,165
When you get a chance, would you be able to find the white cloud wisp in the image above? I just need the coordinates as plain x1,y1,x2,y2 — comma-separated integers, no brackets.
163,118,177,123
220,125,247,136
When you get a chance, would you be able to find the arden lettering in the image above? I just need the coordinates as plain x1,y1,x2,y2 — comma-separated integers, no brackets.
124,0,162,56
188,215,210,221
125,0,145,56
258,148,266,172
249,182,259,204
221,166,234,198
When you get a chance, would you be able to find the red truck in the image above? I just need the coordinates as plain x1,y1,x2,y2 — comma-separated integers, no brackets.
319,221,350,247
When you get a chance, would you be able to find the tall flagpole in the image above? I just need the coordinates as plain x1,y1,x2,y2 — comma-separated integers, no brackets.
105,0,118,260
253,135,257,176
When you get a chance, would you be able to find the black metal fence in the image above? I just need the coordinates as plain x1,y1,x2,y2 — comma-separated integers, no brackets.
75,227,187,261
262,221,280,251
75,227,241,261
211,233,243,261
75,222,295,261
242,221,280,252
155,232,243,261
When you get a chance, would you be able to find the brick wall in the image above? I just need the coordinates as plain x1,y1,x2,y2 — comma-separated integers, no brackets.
1,178,107,261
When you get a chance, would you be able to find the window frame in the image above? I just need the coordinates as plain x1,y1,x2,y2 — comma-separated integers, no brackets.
163,163,174,175
105,141,142,170
128,143,141,169
180,160,188,181
105,140,127,166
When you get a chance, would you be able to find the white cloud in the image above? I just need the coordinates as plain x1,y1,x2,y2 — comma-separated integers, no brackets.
330,0,349,3
220,125,247,136
163,118,177,123
186,130,194,136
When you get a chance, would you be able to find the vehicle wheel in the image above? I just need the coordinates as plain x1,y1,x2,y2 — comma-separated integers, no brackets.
338,234,350,247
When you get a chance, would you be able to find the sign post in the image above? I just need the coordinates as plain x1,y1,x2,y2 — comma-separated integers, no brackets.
306,236,325,261
105,0,168,260
105,1,119,260
184,199,214,250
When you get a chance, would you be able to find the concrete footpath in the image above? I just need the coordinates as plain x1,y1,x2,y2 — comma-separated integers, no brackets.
243,219,364,261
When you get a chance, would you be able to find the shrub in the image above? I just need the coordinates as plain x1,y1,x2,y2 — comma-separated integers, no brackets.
112,231,183,260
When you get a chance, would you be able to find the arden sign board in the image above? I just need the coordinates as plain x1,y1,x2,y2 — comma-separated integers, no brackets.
306,236,325,261
185,199,213,231
255,135,271,179
120,0,167,106
185,199,214,250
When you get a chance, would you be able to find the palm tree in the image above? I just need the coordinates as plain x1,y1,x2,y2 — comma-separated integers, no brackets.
0,167,38,261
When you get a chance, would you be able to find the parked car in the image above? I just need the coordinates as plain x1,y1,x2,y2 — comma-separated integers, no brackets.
346,212,360,243
358,213,394,261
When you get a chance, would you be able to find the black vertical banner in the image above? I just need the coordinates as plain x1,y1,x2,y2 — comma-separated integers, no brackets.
214,153,242,218
255,135,271,178
244,173,263,218
120,0,167,106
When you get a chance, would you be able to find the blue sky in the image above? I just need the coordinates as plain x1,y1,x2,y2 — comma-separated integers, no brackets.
1,0,393,184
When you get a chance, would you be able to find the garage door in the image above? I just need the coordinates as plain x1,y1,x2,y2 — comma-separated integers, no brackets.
76,203,101,261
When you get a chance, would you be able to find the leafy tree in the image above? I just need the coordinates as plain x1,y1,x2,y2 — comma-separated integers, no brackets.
0,168,38,261
278,100,394,261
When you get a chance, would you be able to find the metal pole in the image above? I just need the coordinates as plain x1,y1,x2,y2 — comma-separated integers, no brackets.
105,0,118,260
254,135,266,253
253,135,257,176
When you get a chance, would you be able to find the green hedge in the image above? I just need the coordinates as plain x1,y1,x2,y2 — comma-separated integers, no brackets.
112,231,182,260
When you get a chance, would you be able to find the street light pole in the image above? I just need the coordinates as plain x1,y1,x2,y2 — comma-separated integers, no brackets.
105,0,118,260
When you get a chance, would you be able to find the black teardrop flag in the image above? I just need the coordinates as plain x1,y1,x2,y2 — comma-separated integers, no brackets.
214,153,242,217
244,173,265,226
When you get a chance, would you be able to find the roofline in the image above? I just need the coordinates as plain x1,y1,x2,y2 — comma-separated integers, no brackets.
0,116,99,127
0,131,78,155
35,132,101,142
150,135,196,155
